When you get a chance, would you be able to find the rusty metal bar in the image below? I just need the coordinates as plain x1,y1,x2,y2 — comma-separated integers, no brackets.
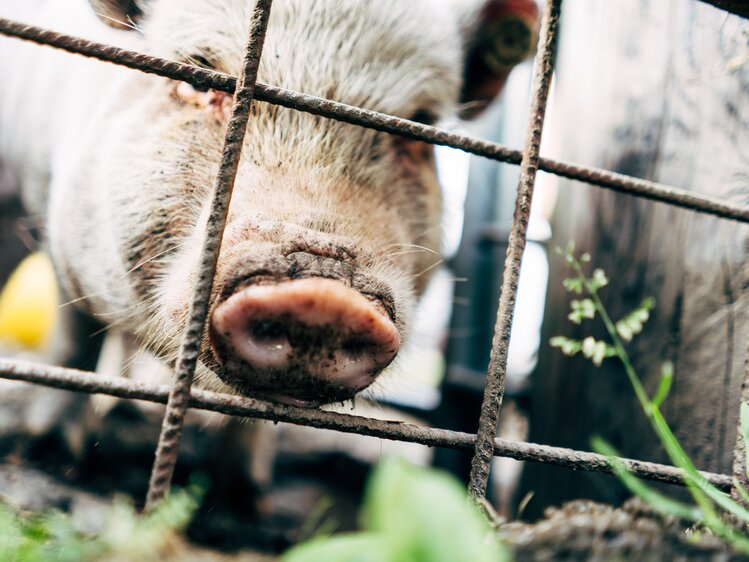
468,0,561,500
144,0,273,510
0,358,732,491
1,18,748,224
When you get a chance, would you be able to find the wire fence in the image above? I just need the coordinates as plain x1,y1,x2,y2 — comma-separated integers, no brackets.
0,0,747,511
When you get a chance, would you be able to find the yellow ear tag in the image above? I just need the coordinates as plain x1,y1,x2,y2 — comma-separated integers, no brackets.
0,252,59,350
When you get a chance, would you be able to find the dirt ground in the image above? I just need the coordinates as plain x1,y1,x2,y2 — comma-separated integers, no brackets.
500,499,744,562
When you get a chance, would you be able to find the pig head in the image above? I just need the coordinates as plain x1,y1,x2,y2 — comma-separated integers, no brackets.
0,0,537,405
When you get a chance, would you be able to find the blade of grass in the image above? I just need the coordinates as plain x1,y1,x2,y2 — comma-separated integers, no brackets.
651,409,749,553
592,437,700,521
652,408,749,523
651,362,674,409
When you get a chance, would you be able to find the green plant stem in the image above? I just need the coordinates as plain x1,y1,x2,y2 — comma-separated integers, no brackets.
572,261,650,412
571,255,749,554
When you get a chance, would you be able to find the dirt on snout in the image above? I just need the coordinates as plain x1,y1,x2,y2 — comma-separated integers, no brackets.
500,499,745,562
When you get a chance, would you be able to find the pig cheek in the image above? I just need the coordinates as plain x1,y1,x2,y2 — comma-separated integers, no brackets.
391,141,442,290
394,138,434,177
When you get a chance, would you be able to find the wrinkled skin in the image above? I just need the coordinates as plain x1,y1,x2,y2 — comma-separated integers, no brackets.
0,0,536,404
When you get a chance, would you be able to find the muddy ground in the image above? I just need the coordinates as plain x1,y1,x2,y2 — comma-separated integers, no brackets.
501,500,744,561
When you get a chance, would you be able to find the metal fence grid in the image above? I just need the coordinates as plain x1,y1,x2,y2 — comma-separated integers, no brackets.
0,0,747,513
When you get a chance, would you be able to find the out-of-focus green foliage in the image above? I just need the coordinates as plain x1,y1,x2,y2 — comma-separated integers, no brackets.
283,458,508,562
0,482,202,562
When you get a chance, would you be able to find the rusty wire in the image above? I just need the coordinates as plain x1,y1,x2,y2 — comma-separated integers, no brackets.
1,17,748,223
0,358,733,492
144,0,273,509
468,0,561,500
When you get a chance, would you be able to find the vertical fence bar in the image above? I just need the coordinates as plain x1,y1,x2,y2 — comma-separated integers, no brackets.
145,0,274,510
468,0,562,500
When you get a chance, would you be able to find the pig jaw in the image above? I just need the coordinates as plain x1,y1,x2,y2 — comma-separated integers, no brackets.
209,278,400,406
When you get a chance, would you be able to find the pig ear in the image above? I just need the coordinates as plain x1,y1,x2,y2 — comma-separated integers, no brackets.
87,0,144,30
460,0,540,118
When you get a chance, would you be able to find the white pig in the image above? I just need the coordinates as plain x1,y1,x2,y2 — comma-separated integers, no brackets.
0,0,537,406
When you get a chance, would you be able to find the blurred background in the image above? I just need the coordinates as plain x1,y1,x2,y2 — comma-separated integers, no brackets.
1,0,748,554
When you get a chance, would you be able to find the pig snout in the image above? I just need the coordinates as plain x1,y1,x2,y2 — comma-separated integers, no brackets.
209,269,400,407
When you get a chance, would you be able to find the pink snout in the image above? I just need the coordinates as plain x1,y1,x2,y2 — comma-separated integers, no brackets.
209,278,400,406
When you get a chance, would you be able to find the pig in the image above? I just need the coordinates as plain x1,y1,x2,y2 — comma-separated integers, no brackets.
0,0,537,406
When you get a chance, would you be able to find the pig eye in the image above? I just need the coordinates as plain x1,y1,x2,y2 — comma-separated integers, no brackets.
183,55,216,93
191,83,210,94
187,54,215,70
408,109,438,126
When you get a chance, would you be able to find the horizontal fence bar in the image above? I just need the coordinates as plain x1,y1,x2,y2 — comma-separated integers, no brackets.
0,358,732,492
1,18,748,224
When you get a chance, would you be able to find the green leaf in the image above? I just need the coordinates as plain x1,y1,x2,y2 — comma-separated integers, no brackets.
651,407,749,524
579,299,596,319
640,297,656,310
651,362,674,408
577,337,610,366
364,458,508,562
550,336,582,356
582,337,596,358
282,533,392,562
589,268,609,290
591,437,700,521
562,278,583,294
569,299,596,324
616,321,633,342
592,340,607,366
615,298,655,341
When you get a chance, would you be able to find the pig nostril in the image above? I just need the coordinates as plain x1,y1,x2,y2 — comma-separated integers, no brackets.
231,318,292,370
249,318,287,344
342,337,373,359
